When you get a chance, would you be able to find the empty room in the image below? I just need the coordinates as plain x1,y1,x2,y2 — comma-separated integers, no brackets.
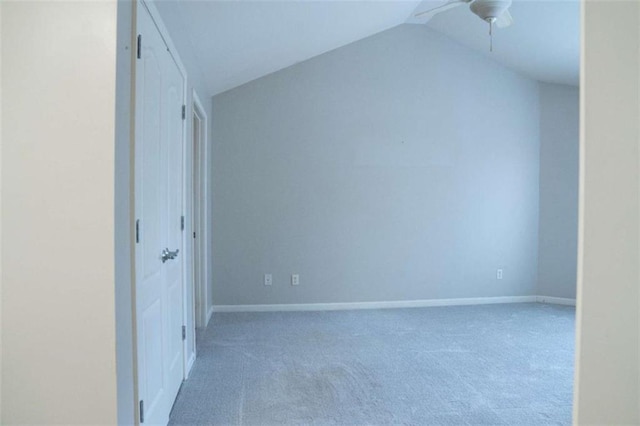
5,1,640,426
157,0,579,424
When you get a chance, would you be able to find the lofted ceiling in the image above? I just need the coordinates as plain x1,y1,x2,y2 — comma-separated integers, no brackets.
419,0,580,87
161,0,579,96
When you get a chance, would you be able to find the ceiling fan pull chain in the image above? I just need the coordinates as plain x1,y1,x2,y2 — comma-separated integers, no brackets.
489,20,493,52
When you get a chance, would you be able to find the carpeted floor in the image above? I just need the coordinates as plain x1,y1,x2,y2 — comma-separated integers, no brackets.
169,303,575,425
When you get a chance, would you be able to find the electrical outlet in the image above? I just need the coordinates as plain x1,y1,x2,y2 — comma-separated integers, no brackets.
291,274,300,286
497,269,503,280
264,273,272,286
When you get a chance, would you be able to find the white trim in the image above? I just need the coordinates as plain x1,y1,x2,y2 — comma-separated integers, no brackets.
185,352,196,380
536,296,577,306
192,90,211,329
213,296,537,313
207,305,214,325
573,0,586,419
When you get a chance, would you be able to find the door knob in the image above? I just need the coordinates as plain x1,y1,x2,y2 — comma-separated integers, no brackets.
161,248,179,263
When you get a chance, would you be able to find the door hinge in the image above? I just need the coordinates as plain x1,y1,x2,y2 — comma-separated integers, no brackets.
139,400,144,423
136,35,142,59
135,219,140,243
182,325,186,341
181,215,185,231
182,105,186,120
193,231,196,239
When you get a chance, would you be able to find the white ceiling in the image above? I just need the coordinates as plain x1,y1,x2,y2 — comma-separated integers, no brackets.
167,0,579,96
171,1,422,95
419,0,580,87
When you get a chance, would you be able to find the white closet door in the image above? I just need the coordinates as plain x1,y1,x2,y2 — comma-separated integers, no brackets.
162,31,186,409
134,3,185,424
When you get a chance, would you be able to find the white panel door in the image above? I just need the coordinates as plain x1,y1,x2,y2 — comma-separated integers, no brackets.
162,37,186,403
135,4,185,425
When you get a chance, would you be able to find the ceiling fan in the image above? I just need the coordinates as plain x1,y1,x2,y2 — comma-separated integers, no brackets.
413,0,514,52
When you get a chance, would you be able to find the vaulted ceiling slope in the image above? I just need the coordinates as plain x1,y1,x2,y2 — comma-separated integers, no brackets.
422,0,579,87
157,0,579,96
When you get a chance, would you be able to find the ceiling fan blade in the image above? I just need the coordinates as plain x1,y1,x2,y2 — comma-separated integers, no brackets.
414,0,470,19
495,9,513,28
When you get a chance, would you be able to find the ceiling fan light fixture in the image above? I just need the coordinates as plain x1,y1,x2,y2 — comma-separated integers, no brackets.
411,0,515,52
469,0,512,22
469,0,512,52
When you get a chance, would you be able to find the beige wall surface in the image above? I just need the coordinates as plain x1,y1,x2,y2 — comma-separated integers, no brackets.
1,1,119,423
574,1,640,424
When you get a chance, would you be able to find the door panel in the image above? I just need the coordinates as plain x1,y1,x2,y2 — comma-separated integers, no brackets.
135,6,168,424
142,300,164,414
164,55,185,393
140,55,162,282
135,3,185,425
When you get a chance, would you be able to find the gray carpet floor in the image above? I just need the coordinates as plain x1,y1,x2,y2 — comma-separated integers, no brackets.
169,303,575,425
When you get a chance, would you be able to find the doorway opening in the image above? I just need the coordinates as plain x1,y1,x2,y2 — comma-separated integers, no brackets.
191,90,211,329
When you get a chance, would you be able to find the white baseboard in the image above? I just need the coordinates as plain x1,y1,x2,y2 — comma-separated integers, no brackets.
185,352,196,379
206,305,214,325
212,295,537,313
536,296,576,306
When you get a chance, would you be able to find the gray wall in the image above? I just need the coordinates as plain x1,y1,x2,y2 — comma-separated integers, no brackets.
537,83,579,299
211,24,541,306
115,1,135,423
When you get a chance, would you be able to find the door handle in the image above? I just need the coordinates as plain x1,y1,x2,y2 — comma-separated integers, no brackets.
161,248,179,263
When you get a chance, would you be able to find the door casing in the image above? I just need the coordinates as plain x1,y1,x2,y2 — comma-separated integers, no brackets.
192,90,211,328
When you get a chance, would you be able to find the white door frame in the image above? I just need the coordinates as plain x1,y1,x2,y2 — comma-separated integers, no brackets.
192,90,212,328
132,0,194,423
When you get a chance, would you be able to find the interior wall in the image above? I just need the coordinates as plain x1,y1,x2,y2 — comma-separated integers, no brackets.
211,24,541,306
537,83,579,299
114,1,135,424
0,0,3,420
574,0,640,423
1,1,119,423
154,0,215,327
